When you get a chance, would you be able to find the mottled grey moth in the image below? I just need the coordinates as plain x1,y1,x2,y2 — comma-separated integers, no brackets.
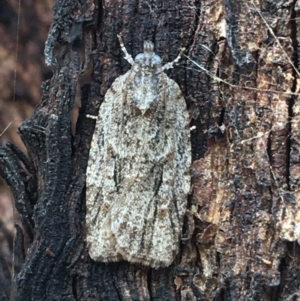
86,35,191,268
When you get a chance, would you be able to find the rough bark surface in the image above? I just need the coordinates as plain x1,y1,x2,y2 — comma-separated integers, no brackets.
0,0,53,145
1,0,300,300
0,1,53,299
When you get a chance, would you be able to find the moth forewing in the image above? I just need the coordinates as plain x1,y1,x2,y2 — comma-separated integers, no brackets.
86,37,190,268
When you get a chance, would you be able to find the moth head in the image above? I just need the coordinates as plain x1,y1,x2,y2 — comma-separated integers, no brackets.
134,41,162,74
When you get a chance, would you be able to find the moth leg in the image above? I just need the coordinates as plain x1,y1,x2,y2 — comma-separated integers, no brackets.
117,34,134,66
162,47,186,71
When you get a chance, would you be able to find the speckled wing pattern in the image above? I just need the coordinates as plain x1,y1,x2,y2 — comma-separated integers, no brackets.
86,37,190,268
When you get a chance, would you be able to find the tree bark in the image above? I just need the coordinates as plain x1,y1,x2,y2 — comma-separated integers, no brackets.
1,0,300,300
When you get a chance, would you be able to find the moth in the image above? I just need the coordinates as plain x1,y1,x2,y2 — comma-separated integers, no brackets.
86,35,191,268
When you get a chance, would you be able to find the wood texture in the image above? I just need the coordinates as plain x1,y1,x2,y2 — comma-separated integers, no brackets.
0,0,300,300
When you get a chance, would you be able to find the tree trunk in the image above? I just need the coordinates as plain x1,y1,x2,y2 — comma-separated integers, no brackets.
1,0,299,300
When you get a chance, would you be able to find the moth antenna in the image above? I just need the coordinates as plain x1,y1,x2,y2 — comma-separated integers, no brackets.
162,47,186,71
117,34,134,65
